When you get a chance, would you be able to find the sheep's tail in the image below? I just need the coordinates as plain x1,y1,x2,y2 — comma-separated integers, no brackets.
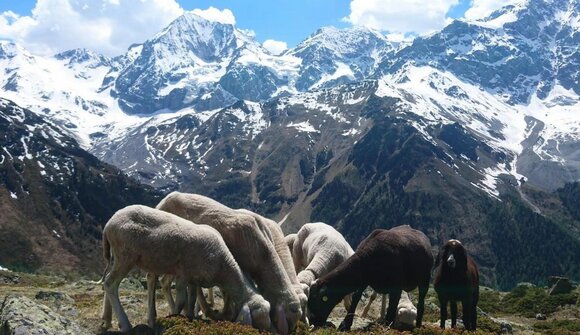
95,231,112,285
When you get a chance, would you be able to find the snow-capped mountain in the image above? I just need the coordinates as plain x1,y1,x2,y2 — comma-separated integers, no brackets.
0,1,577,194
1,0,579,287
0,98,160,273
287,26,394,91
380,0,579,104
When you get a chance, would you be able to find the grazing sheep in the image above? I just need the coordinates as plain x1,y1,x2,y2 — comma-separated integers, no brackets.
290,223,355,311
100,205,271,332
434,239,480,331
235,209,309,322
307,225,433,331
156,192,302,335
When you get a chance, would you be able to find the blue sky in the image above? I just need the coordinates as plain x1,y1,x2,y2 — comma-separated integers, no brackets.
0,0,506,56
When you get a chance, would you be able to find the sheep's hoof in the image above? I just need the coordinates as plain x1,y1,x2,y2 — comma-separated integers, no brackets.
338,321,351,331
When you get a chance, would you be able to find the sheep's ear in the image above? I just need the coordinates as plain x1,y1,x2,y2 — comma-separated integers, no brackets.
236,304,252,326
275,303,289,335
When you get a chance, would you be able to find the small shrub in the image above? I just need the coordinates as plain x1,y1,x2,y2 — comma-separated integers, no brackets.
501,285,578,317
533,319,580,334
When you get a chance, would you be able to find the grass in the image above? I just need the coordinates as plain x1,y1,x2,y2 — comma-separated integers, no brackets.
532,319,580,335
1,270,579,335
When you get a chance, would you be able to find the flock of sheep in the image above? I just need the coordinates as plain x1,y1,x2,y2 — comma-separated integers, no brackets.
100,192,480,334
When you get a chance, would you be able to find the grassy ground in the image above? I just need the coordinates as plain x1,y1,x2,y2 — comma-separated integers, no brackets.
0,270,578,334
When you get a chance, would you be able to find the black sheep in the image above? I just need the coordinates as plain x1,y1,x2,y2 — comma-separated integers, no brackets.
307,225,433,331
434,239,480,331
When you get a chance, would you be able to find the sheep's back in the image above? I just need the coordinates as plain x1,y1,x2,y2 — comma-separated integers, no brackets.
357,226,433,290
104,205,230,279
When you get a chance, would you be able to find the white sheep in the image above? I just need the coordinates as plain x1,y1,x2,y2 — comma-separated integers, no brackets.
290,222,355,311
100,205,271,333
156,192,302,335
394,291,417,329
235,209,309,323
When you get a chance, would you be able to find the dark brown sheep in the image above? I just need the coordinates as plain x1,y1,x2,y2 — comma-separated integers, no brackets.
307,225,433,331
434,239,480,331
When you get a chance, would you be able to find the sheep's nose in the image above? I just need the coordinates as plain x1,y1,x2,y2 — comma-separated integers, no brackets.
446,254,456,268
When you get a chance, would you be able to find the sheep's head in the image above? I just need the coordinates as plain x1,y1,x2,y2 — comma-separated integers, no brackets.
271,294,302,335
307,279,343,327
395,306,417,329
437,239,468,271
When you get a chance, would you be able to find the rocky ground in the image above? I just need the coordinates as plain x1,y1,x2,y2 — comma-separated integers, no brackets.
0,270,578,335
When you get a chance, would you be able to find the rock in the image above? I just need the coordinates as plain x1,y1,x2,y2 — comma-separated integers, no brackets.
548,276,574,295
535,313,547,320
120,277,144,290
35,291,74,304
500,321,513,334
35,290,78,317
0,273,20,285
0,295,90,335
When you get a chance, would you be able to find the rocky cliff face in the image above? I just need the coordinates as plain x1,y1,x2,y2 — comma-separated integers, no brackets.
0,99,161,274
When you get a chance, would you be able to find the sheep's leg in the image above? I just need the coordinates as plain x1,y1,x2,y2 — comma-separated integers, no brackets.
462,299,471,330
384,290,401,326
361,291,377,318
380,294,387,319
174,278,188,315
338,287,364,331
160,275,176,314
471,300,478,330
450,300,457,328
185,284,197,321
146,272,158,328
103,263,133,332
101,291,113,330
416,284,428,327
439,298,448,329
471,290,479,330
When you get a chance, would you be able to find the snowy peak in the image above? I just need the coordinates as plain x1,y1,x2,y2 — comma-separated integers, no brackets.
54,48,111,69
152,12,242,63
289,26,393,91
381,0,579,105
292,26,392,58
0,41,35,62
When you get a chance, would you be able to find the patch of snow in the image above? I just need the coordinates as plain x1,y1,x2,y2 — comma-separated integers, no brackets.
287,121,319,133
10,192,17,199
342,128,360,137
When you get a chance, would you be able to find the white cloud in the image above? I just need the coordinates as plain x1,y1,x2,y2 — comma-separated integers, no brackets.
0,0,186,56
464,0,520,21
345,0,459,35
191,7,236,25
263,39,288,55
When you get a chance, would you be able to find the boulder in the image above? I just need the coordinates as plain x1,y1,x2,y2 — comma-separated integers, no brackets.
0,295,90,335
548,276,574,295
